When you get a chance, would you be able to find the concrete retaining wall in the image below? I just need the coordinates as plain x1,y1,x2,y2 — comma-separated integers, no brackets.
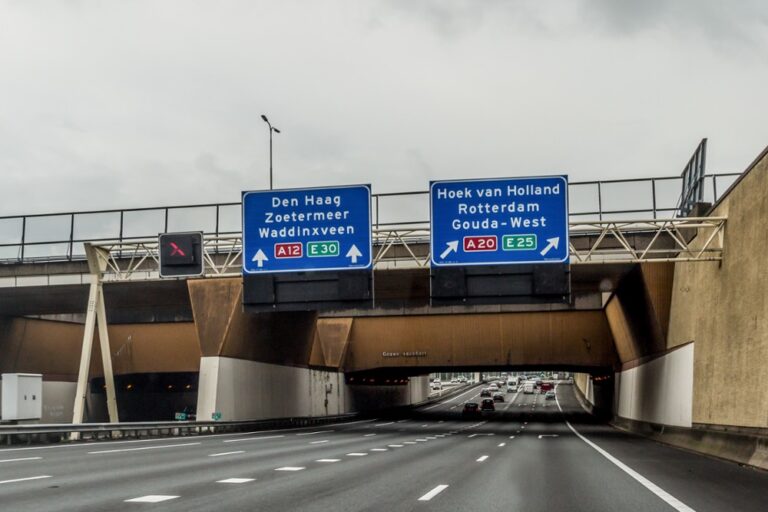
615,343,694,428
196,357,430,421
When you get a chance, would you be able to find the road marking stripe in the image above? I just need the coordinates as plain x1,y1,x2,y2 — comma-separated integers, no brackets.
296,430,333,436
310,440,329,444
364,433,377,437
316,459,341,463
498,443,506,447
418,484,449,501
209,451,245,457
224,435,284,443
125,495,178,503
0,475,51,485
388,444,404,448
275,466,305,471
217,478,254,484
509,436,516,439
375,422,394,426
0,457,42,463
555,386,696,512
477,455,489,462
370,448,388,452
89,442,200,454
403,441,416,444
346,452,368,456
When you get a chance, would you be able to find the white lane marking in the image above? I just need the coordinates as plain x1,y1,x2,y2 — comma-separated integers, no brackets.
346,452,368,456
509,436,516,439
418,484,449,501
125,495,178,503
539,435,559,439
209,451,245,457
310,440,329,445
0,457,42,463
476,455,489,462
415,438,428,442
296,430,333,436
224,435,285,444
0,419,377,454
217,478,254,484
0,475,51,485
388,444,404,448
555,386,696,512
498,443,506,447
375,422,394,426
403,441,417,445
421,424,429,427
370,448,388,452
364,433,377,437
468,433,494,438
426,436,437,440
316,459,341,463
89,442,200,454
275,466,305,471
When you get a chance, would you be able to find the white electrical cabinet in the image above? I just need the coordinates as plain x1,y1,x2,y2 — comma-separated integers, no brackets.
1,373,43,421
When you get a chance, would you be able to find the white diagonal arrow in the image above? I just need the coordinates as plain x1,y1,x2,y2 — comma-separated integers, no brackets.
346,244,362,264
539,237,560,257
439,240,459,259
251,249,268,268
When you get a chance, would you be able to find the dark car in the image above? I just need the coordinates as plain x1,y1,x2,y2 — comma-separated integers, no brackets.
493,393,505,402
462,402,481,417
480,388,492,397
480,399,495,412
545,390,556,400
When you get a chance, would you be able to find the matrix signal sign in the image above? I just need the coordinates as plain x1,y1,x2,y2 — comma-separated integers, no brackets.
159,231,204,277
430,176,569,266
242,185,372,274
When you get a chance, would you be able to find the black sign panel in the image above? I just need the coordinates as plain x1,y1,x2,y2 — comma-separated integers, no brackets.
159,232,204,277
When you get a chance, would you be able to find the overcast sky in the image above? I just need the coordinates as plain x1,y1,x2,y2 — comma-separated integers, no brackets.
1,0,767,218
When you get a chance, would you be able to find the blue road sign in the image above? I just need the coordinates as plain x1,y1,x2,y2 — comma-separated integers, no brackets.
242,185,372,274
430,176,569,266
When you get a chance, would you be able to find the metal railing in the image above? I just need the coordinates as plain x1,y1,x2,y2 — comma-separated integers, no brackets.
0,173,740,264
0,413,359,445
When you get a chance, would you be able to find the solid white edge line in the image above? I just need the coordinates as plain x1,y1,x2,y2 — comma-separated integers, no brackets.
88,442,200,454
418,484,449,501
0,475,51,485
555,385,696,512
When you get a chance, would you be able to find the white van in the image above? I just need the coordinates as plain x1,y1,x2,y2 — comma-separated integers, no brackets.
523,381,535,394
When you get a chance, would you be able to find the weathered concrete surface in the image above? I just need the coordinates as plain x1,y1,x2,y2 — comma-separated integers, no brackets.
668,146,768,430
343,310,617,372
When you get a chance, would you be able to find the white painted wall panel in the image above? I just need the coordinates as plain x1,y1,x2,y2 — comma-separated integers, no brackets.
616,343,694,427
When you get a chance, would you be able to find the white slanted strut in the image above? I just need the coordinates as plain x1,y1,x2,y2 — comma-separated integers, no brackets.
72,244,119,433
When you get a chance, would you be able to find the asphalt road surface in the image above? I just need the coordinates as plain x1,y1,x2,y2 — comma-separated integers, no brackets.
0,383,766,511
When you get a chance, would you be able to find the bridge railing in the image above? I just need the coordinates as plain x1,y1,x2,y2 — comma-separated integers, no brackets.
0,173,739,265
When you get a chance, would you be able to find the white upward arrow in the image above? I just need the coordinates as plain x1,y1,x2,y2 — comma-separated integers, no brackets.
251,249,268,268
539,237,560,257
440,240,459,259
346,244,362,263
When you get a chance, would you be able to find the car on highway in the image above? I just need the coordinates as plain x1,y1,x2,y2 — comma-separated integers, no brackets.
493,393,505,402
480,399,495,412
431,382,442,390
545,390,556,400
488,384,499,392
480,388,492,397
507,384,517,393
462,402,481,417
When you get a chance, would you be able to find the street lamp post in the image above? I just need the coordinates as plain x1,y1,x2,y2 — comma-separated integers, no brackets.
261,115,280,189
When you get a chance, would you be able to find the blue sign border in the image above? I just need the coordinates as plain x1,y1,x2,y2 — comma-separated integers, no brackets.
429,175,569,267
242,184,373,274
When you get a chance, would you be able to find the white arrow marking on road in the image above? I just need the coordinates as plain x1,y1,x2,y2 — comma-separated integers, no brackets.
346,244,362,263
440,240,459,259
538,435,559,439
539,237,560,257
252,249,268,267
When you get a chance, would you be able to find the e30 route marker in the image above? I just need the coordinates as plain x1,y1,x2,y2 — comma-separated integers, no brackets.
242,185,372,274
430,175,569,266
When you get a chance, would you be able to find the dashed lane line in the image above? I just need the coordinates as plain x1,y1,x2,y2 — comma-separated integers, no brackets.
0,475,51,485
217,478,254,484
275,467,305,471
316,459,341,463
224,435,285,444
476,455,489,462
295,430,334,436
208,451,245,457
418,485,449,501
125,495,178,503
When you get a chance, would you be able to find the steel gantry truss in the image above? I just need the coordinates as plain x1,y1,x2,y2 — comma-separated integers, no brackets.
80,216,726,282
